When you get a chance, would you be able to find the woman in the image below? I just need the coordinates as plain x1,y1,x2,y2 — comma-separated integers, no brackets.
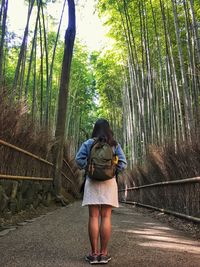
75,119,127,264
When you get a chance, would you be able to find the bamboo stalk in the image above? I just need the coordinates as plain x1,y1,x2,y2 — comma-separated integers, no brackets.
61,171,73,184
0,174,53,181
61,171,79,195
120,201,200,224
0,139,53,166
63,159,76,178
119,177,200,192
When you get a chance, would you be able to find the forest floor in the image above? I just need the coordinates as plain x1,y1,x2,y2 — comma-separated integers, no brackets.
1,200,199,241
133,205,200,240
0,201,200,267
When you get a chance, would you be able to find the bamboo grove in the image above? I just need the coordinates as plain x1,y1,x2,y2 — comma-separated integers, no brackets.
0,0,200,168
0,0,98,156
96,0,200,167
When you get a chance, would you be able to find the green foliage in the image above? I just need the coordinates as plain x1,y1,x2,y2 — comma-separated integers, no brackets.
66,41,99,145
96,0,200,167
2,0,200,166
90,49,124,142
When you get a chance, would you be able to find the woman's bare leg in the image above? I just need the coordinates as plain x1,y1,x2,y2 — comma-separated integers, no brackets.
88,205,100,254
100,205,112,255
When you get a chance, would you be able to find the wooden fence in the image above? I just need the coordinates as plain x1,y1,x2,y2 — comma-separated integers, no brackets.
119,177,200,223
0,139,79,213
0,139,54,181
0,139,75,184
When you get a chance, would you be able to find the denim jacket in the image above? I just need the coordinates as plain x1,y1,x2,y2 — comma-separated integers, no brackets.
75,138,127,172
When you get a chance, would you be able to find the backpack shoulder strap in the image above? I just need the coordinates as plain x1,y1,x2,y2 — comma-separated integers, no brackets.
86,138,98,173
88,138,98,159
90,138,98,151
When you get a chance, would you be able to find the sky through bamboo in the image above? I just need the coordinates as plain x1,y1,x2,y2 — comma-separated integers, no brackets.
7,0,110,51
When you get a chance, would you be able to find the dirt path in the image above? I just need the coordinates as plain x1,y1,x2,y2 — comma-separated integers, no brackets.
0,201,199,267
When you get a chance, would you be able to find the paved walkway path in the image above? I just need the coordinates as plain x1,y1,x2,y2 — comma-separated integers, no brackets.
0,201,200,267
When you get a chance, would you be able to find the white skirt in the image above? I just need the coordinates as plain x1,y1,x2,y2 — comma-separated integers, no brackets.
82,177,119,208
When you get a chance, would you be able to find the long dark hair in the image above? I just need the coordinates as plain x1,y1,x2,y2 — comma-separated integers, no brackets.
91,119,117,146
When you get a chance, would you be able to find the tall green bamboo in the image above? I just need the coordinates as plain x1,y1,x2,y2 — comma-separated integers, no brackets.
53,0,76,197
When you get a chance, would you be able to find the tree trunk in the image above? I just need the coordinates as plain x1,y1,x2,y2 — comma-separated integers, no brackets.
41,3,49,127
150,0,165,144
25,0,41,98
12,0,35,98
0,0,5,24
188,0,200,133
171,0,193,140
53,0,76,197
49,0,67,126
32,35,37,121
0,0,8,85
189,0,200,63
39,13,44,126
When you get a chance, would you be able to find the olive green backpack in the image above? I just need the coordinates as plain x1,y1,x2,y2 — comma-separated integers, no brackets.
87,139,118,181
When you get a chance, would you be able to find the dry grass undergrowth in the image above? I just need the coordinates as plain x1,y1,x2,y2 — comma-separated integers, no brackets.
130,138,200,186
0,91,81,202
0,90,53,159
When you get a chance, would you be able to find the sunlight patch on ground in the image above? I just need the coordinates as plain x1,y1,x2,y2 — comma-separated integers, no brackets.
138,234,199,245
114,226,200,255
148,225,173,230
139,241,200,255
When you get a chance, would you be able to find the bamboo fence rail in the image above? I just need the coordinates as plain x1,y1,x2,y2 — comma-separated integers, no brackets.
120,200,200,223
0,139,81,213
0,139,74,183
119,177,200,223
0,174,53,181
119,177,200,191
0,139,53,166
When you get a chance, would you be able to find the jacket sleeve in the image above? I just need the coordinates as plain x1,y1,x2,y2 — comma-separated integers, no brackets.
75,139,93,169
115,144,127,171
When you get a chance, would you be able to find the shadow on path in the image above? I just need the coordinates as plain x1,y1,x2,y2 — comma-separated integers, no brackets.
0,201,199,267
